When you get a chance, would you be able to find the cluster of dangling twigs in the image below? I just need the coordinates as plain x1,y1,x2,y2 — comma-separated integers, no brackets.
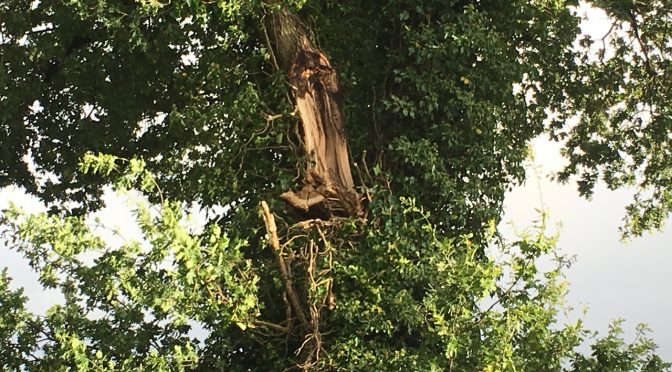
259,201,346,370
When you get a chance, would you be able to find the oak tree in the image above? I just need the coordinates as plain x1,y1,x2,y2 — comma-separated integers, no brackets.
1,0,671,370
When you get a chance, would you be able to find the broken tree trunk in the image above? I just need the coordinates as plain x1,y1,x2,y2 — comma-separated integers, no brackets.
267,11,362,218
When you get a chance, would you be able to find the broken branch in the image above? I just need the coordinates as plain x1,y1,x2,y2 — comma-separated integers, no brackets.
260,201,309,330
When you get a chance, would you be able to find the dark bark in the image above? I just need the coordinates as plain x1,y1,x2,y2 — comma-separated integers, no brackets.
267,11,362,218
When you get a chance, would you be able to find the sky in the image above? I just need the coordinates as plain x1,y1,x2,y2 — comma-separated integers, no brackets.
1,1,671,363
502,137,672,360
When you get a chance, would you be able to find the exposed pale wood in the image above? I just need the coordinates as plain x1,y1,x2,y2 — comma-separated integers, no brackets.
268,11,362,218
280,189,325,212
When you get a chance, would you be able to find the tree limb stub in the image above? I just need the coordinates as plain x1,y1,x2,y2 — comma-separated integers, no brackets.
268,11,362,218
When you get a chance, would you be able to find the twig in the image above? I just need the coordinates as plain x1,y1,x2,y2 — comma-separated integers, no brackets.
476,258,533,325
628,10,656,77
261,12,281,71
265,113,284,122
361,150,374,183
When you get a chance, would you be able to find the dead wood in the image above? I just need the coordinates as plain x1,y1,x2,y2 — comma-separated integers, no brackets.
260,201,309,330
267,10,362,218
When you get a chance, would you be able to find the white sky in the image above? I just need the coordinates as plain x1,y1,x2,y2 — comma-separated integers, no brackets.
502,137,672,360
1,1,671,362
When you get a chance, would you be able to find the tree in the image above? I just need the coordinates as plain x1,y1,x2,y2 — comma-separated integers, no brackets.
0,0,670,370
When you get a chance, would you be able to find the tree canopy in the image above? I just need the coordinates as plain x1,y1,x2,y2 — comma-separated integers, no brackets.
1,0,671,370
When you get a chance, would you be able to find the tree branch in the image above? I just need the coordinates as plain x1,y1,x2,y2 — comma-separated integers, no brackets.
260,201,309,330
253,320,288,333
628,10,656,77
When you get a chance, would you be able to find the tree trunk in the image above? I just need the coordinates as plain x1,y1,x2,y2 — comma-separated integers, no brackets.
267,11,362,218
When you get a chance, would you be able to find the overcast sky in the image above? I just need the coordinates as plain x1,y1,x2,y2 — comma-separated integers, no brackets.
2,1,671,362
502,137,672,360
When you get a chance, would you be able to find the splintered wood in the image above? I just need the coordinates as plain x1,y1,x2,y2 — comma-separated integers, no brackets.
268,11,361,218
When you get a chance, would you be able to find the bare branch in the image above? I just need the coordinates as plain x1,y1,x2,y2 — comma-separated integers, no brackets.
260,201,309,330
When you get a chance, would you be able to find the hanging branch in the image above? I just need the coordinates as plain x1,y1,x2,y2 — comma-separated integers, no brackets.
260,201,310,330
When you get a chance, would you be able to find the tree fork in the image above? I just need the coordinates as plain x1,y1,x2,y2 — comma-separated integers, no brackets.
266,10,362,218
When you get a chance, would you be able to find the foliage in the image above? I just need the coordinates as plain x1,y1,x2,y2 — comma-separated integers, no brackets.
0,183,581,370
0,196,257,369
1,0,671,370
568,321,670,372
555,0,672,239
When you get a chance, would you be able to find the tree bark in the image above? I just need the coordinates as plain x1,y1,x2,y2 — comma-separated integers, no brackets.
267,11,362,218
